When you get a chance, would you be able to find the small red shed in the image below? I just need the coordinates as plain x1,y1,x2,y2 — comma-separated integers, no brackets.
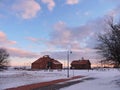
71,58,91,69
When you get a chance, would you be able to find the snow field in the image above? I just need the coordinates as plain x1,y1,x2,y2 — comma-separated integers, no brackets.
0,69,120,90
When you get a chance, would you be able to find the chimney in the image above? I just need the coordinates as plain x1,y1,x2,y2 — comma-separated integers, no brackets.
43,55,49,58
82,57,84,60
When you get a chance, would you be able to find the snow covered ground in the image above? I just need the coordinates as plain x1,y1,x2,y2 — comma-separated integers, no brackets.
0,68,120,90
61,69,120,90
0,69,67,90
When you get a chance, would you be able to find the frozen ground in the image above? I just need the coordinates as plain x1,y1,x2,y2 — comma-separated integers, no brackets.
61,69,120,90
0,68,120,90
0,69,67,90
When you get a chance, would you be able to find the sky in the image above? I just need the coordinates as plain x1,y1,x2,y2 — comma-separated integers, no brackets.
0,0,120,66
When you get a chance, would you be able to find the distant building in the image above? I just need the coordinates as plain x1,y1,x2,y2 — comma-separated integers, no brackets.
31,55,63,69
71,58,91,69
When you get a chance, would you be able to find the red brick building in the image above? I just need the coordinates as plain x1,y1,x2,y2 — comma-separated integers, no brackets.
31,55,63,69
71,58,91,69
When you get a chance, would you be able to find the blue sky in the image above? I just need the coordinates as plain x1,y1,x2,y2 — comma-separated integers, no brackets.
0,0,120,66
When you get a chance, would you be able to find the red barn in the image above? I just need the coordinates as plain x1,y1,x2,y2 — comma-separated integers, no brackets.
71,58,91,69
31,55,63,69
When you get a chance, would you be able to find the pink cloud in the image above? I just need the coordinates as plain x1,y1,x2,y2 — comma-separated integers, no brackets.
50,21,93,50
41,0,55,11
66,0,79,5
27,37,39,43
26,20,101,51
26,37,48,44
26,36,55,51
0,31,16,46
0,31,5,37
6,47,39,58
49,18,108,51
12,0,41,19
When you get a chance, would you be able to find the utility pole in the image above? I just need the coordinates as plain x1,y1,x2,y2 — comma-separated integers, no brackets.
67,51,69,78
67,50,72,78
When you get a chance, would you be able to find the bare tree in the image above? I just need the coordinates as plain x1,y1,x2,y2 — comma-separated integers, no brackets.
0,48,9,70
96,17,120,67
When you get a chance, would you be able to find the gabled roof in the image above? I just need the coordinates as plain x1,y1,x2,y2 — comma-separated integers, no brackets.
32,55,62,65
71,60,91,65
52,60,62,64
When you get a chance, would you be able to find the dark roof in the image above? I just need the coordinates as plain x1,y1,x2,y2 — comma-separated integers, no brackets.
32,55,62,65
71,60,91,65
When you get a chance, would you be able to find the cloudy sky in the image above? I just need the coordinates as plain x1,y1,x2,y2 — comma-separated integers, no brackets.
0,0,120,66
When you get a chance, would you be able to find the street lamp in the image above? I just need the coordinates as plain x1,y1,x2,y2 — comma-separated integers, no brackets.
67,50,72,78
